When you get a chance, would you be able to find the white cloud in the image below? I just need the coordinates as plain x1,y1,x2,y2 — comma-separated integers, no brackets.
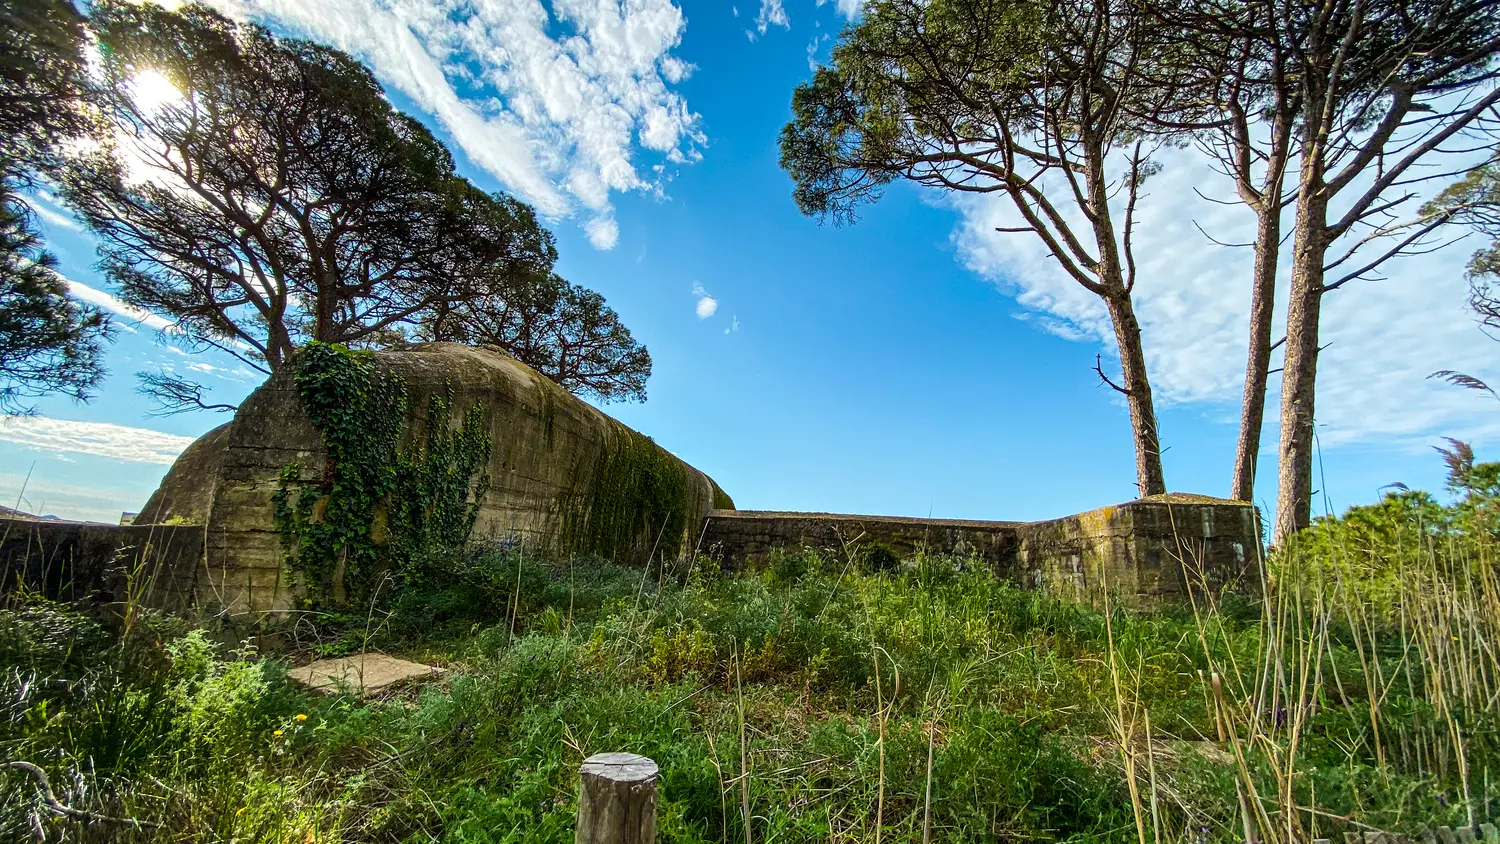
725,314,740,334
584,215,620,249
815,0,862,19
806,33,829,70
28,192,81,231
0,470,157,523
63,276,176,332
31,202,79,231
951,144,1500,455
693,282,719,319
751,0,789,37
189,0,703,250
0,416,197,465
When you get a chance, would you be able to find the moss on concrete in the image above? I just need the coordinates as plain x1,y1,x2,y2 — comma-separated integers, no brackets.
711,480,735,511
559,421,694,563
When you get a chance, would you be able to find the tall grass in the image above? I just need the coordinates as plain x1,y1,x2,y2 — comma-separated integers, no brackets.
1,466,1497,841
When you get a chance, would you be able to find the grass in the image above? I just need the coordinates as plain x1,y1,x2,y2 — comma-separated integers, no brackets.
1,479,1498,842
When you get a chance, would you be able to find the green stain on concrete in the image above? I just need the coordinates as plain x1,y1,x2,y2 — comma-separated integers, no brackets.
558,421,694,563
711,480,735,511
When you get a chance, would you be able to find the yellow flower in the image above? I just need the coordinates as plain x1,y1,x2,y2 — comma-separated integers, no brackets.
237,807,246,817
273,729,284,737
295,713,308,722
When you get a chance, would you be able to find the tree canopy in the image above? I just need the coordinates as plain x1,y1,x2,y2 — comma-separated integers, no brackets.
1240,0,1500,539
0,0,110,410
1425,156,1500,334
424,271,651,403
0,185,110,411
1,0,91,173
65,1,557,376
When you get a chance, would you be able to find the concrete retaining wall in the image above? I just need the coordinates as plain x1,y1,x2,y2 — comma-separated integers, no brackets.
701,496,1261,606
0,518,206,609
2,499,1260,615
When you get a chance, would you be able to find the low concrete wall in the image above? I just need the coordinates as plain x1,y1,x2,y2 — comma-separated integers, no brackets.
2,497,1260,614
0,518,206,610
701,496,1261,606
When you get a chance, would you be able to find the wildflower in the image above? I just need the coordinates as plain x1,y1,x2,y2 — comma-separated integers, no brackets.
295,713,308,722
273,729,284,737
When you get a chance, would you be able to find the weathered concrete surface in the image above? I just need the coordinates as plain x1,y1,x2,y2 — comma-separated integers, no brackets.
138,422,230,525
699,511,1025,567
1017,495,1260,604
0,517,205,609
286,653,444,695
139,343,729,616
4,496,1258,614
701,495,1260,606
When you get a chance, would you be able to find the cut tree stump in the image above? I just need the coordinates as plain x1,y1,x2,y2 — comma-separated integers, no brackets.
576,752,658,844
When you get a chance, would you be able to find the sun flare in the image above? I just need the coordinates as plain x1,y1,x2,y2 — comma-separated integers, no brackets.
128,69,183,115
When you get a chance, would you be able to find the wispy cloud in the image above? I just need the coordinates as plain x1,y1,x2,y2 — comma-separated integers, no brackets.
0,416,197,465
28,191,81,231
693,282,719,319
815,0,863,19
724,314,740,334
63,276,175,332
749,0,790,38
194,0,702,250
951,144,1500,453
0,469,158,523
806,33,830,70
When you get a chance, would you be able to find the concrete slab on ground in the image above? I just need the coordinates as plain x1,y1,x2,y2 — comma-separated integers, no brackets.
286,653,444,695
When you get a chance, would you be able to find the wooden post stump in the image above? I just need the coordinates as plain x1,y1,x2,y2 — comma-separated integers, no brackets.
576,752,658,844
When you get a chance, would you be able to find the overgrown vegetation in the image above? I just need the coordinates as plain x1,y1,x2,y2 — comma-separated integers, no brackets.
273,342,491,607
4,458,1498,841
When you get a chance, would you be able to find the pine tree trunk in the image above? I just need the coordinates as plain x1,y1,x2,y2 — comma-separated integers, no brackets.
1105,293,1166,497
1084,135,1165,500
266,319,295,373
1230,210,1282,502
1274,173,1328,542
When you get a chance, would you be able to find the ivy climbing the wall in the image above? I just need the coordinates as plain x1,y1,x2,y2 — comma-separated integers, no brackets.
272,342,491,607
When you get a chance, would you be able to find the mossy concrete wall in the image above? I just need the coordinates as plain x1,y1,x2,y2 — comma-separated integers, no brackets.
137,343,728,617
701,496,1260,606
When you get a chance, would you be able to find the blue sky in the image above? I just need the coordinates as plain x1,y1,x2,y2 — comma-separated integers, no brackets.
4,0,1498,524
